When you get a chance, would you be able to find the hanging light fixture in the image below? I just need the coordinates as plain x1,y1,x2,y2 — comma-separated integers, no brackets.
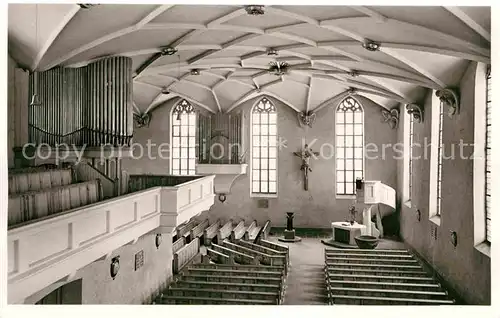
30,4,42,107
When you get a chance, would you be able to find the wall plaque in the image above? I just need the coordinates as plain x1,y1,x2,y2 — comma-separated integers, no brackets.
135,250,144,271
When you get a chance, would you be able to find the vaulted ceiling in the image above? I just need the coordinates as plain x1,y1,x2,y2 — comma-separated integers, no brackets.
8,4,490,115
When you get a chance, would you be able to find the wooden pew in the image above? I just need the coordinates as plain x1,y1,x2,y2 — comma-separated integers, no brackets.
244,220,261,240
203,219,220,245
230,220,246,241
221,240,287,269
164,287,280,304
182,266,283,279
190,219,209,240
258,239,289,261
206,247,234,265
176,219,198,242
189,263,284,272
216,220,233,243
172,237,186,253
238,240,289,268
173,238,200,274
8,168,74,195
211,243,260,265
253,220,271,243
8,180,101,226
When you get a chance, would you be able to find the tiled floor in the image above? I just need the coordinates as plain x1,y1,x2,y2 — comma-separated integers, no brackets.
267,236,406,305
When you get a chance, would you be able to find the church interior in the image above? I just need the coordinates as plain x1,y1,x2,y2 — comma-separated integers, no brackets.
5,3,492,306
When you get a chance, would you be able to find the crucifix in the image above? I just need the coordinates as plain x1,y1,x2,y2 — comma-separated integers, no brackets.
293,144,319,191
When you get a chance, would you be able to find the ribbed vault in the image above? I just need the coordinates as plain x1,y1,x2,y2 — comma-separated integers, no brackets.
8,4,490,115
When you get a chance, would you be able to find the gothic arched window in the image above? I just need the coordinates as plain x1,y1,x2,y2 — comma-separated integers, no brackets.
171,99,196,175
336,97,364,195
251,97,278,195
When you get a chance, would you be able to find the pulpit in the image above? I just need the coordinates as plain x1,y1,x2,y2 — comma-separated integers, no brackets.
322,180,396,248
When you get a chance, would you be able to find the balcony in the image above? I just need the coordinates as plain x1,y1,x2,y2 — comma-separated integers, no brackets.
196,164,247,197
7,174,215,304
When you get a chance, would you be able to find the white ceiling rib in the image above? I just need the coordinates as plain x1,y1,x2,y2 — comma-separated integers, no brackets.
8,4,490,114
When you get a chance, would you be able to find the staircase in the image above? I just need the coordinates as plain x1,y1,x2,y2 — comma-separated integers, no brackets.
156,219,289,305
324,248,455,305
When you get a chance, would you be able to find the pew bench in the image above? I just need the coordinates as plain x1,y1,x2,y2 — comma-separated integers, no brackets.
244,220,261,241
203,219,220,246
222,240,287,269
238,240,289,268
205,248,234,265
8,167,74,195
159,295,275,305
190,219,209,241
230,220,247,241
164,288,280,303
217,220,233,243
8,180,101,226
211,243,260,265
183,267,283,279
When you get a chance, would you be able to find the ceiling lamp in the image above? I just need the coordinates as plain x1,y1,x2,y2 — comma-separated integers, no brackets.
78,4,99,9
267,48,278,56
190,69,200,76
348,70,359,77
161,47,178,56
362,39,381,52
268,61,289,76
245,5,265,15
30,5,42,107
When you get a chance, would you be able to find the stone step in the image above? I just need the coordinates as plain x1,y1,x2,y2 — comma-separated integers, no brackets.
166,287,279,302
184,268,283,278
159,295,275,305
326,261,422,271
328,294,454,305
327,267,429,277
326,273,434,284
328,280,442,292
326,252,414,260
326,256,418,265
189,263,284,272
179,274,282,285
174,280,280,293
327,286,449,300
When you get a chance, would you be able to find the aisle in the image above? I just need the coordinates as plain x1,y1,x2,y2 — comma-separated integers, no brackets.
268,237,328,305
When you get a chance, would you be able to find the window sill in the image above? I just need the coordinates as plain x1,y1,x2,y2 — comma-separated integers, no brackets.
336,194,356,200
474,241,491,258
429,215,441,226
251,193,278,199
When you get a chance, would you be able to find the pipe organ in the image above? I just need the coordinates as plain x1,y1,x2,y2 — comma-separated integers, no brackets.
197,111,243,164
28,56,133,147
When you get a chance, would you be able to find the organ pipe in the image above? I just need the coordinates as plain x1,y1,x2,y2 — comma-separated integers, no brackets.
28,56,133,147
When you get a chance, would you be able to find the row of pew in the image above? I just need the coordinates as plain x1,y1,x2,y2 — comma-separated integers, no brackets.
324,248,456,305
157,218,290,305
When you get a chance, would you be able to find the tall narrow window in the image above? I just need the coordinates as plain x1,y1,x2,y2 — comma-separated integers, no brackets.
408,114,414,202
171,99,196,175
336,97,364,195
251,97,277,195
486,67,491,242
436,100,445,216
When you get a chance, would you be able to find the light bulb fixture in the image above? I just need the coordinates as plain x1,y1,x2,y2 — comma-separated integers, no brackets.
268,61,289,76
245,5,265,15
30,5,42,107
362,39,381,52
30,92,42,107
161,46,178,56
267,48,278,56
348,70,359,77
190,69,200,76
